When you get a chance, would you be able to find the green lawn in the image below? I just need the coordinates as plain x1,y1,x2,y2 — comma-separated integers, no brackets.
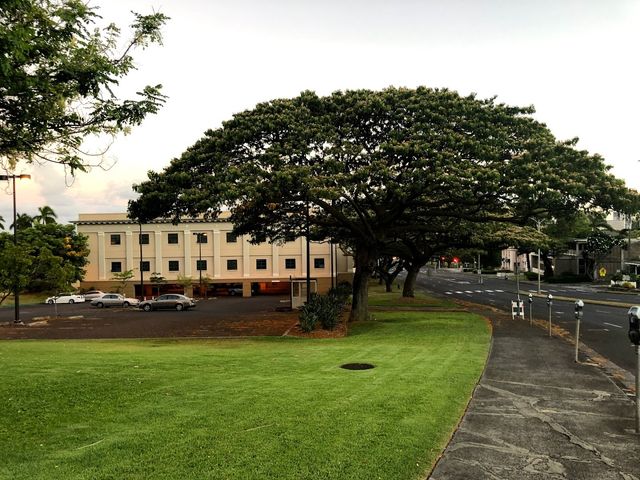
367,284,457,308
0,311,489,480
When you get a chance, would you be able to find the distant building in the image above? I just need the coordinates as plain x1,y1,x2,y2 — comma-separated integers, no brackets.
73,213,353,298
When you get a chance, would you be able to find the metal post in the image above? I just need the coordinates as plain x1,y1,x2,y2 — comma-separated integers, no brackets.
528,294,533,326
516,261,521,301
537,248,541,294
0,173,31,324
139,222,144,300
330,240,334,290
306,201,311,304
478,252,483,284
12,175,19,323
574,300,584,363
547,294,553,337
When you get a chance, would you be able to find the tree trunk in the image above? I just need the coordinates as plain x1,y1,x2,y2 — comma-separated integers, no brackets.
541,252,554,278
349,248,374,322
384,277,393,292
403,263,420,297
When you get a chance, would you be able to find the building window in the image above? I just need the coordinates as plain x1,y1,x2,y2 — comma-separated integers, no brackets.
111,261,122,272
285,258,296,269
168,233,179,244
197,259,207,271
194,233,208,243
110,234,121,245
256,259,267,270
168,260,179,272
139,233,149,245
227,259,238,270
314,258,325,269
226,232,237,243
140,261,150,272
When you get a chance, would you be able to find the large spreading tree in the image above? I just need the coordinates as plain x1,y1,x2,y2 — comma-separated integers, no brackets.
0,0,168,173
129,87,637,322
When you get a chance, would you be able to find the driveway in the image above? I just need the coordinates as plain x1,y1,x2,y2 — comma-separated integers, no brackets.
0,295,298,339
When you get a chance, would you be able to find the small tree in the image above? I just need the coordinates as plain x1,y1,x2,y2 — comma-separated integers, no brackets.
149,272,166,297
111,269,134,294
175,274,193,296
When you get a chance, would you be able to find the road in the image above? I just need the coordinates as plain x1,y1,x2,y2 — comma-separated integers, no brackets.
414,268,639,374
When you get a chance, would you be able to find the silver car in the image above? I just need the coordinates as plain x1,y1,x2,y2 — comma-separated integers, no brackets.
138,294,196,312
91,293,140,308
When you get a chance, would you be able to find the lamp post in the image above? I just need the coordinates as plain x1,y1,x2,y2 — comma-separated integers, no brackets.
0,173,31,324
193,232,206,298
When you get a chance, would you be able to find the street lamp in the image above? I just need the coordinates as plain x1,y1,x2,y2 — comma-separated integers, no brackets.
0,173,31,324
193,232,206,298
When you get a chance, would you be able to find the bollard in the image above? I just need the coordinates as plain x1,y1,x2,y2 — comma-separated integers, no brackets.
528,294,533,326
574,300,584,363
547,294,553,337
628,308,640,433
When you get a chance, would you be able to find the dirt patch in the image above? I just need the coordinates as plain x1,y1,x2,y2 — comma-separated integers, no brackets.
285,320,348,339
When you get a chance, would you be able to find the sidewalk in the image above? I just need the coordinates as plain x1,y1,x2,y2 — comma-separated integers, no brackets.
428,306,639,480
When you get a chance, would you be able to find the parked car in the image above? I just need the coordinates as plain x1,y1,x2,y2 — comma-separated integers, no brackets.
45,293,85,304
83,290,105,301
91,293,140,308
138,294,196,312
628,306,639,317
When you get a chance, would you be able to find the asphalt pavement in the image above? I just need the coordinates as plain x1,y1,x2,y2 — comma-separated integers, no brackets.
428,304,640,480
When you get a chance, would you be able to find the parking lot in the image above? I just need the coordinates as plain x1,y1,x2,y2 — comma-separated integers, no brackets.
0,295,298,339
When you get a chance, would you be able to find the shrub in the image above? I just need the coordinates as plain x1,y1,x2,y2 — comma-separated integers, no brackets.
524,272,540,281
299,291,347,332
621,281,636,289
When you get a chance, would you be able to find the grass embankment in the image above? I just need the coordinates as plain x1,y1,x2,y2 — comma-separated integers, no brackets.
0,291,489,480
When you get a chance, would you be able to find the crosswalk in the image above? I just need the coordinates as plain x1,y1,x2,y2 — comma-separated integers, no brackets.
445,289,505,295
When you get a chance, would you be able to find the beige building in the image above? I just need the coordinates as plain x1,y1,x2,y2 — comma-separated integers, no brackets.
74,213,353,298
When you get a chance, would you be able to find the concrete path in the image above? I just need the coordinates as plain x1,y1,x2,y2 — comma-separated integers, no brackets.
429,307,639,480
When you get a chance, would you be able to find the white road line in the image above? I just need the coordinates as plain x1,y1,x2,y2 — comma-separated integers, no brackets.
475,290,482,293
587,328,610,332
464,290,473,293
455,291,464,294
596,310,610,314
495,289,504,293
603,322,622,329
445,292,453,295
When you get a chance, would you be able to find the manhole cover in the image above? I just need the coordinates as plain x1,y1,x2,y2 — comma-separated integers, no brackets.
340,363,375,370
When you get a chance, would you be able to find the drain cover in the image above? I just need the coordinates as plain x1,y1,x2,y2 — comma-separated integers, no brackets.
340,363,375,370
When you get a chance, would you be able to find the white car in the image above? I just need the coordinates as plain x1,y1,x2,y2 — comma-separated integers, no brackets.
83,290,106,301
91,293,140,308
45,293,85,304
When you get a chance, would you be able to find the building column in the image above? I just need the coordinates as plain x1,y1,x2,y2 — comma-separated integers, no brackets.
213,230,221,278
243,235,251,277
155,231,162,275
272,242,280,277
98,232,106,280
300,236,307,277
184,229,192,276
125,231,133,272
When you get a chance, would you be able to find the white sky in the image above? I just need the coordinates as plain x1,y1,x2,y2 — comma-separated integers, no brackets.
2,0,640,226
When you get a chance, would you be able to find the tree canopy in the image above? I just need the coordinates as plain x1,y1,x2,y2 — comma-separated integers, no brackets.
0,0,168,173
129,87,638,321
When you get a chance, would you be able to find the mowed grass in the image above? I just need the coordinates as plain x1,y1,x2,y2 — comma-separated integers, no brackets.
367,284,457,308
0,311,489,480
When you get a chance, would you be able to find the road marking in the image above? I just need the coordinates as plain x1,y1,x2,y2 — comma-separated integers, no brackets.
603,322,622,329
445,292,453,295
587,328,610,332
455,291,463,294
475,290,482,293
495,289,504,293
596,310,610,314
485,290,494,293
464,290,473,293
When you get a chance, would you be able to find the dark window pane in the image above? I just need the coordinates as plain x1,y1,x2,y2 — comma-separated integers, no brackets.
285,258,296,269
168,260,179,271
256,259,267,270
168,233,179,244
111,261,122,272
139,233,149,245
227,259,238,270
110,234,121,245
314,258,325,269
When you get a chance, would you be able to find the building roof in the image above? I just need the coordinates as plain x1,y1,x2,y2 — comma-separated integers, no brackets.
73,212,232,226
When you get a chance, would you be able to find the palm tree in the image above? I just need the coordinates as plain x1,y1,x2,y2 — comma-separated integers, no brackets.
0,214,4,230
10,213,34,231
33,206,58,225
